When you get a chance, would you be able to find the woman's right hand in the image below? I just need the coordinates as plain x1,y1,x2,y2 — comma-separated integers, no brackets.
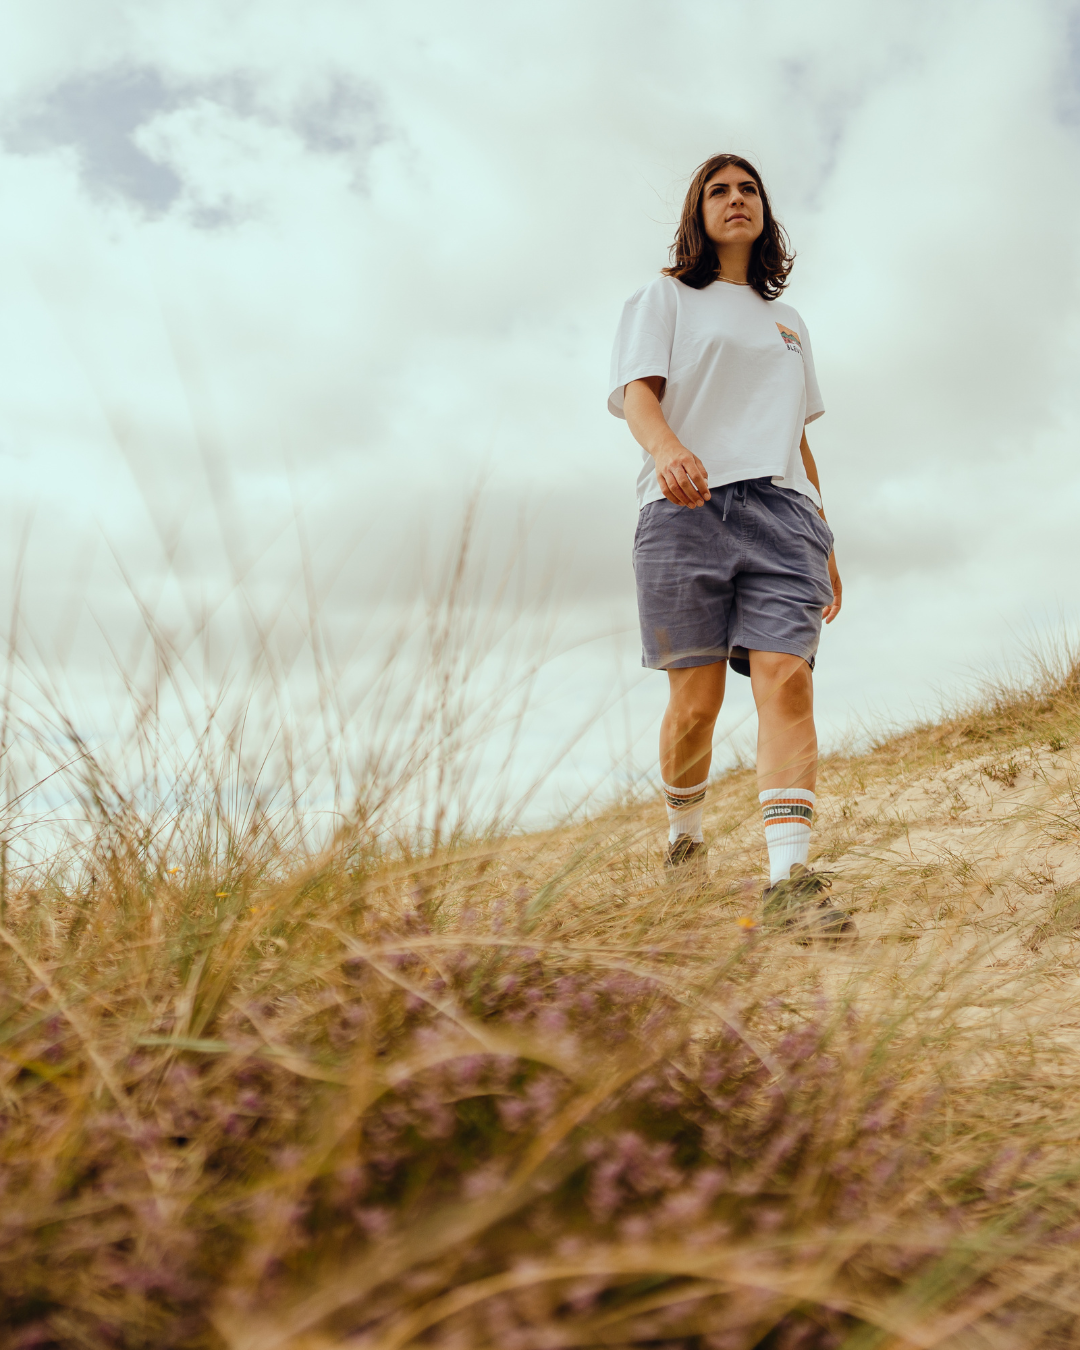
652,441,711,508
623,377,711,508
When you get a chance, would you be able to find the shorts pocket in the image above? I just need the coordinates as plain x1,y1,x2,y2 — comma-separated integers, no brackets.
790,492,833,553
634,498,683,548
801,503,833,553
633,500,666,566
633,502,648,553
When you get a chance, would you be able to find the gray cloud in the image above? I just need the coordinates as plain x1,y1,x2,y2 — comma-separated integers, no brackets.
293,76,387,160
3,64,386,218
6,66,183,212
1058,8,1080,124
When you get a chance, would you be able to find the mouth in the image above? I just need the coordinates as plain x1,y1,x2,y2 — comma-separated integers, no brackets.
726,213,750,223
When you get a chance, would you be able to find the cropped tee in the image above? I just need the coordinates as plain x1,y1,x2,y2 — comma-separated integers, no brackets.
608,274,824,510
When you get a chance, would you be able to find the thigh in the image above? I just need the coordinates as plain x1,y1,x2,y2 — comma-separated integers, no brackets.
666,661,727,720
748,649,812,710
633,498,734,669
729,486,834,665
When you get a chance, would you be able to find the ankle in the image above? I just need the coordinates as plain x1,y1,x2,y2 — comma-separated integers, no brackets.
759,787,815,885
663,777,708,844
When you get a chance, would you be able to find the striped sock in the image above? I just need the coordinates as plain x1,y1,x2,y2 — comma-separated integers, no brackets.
662,778,708,844
759,788,815,884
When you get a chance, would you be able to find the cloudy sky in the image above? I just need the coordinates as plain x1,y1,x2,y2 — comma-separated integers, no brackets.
0,0,1078,825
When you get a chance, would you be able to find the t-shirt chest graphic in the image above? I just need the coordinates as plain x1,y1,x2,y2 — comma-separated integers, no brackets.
672,298,802,374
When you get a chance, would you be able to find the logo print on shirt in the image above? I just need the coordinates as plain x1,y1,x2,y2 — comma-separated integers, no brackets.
776,324,803,355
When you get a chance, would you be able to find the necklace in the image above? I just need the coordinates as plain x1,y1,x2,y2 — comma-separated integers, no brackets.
717,275,749,286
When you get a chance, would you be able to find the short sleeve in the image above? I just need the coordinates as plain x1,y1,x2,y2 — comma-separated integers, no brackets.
799,317,825,424
607,277,678,419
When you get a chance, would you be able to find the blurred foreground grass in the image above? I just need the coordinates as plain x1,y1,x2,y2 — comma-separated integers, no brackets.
5,624,1080,1348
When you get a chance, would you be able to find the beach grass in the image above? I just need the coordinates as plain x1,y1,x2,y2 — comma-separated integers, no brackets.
3,591,1080,1347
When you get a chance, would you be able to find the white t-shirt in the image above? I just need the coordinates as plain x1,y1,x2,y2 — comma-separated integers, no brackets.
608,275,824,510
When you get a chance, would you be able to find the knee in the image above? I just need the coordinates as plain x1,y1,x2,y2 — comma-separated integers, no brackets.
668,692,722,732
753,655,813,713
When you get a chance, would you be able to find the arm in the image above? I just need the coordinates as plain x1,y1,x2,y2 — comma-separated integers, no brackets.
800,430,842,624
623,377,710,508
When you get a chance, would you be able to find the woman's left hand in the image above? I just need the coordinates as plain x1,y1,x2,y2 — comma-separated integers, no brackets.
823,552,842,623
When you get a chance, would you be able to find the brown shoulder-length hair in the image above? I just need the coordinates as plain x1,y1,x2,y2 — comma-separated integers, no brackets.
663,154,794,299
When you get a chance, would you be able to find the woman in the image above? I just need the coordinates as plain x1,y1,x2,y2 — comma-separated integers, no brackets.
608,153,853,940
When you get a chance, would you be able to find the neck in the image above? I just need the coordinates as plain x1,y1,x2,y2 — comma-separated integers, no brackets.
715,242,752,285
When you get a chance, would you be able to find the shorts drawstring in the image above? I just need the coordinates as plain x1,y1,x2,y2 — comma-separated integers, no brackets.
721,480,748,522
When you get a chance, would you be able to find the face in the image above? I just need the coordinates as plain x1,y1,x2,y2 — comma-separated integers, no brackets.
700,164,764,248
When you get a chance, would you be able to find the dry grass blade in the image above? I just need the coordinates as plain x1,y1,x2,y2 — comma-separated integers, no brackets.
4,548,1080,1347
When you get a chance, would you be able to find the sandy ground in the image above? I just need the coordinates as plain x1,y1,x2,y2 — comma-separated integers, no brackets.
681,735,1080,1058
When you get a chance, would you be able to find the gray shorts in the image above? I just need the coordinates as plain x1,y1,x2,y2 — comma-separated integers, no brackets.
632,477,835,677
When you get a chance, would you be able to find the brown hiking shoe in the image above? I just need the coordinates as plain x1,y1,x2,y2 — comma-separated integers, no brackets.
664,834,709,883
761,865,857,946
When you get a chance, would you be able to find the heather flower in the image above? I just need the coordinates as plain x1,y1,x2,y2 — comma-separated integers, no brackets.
328,1162,368,1203
616,1212,653,1241
496,1097,530,1131
415,1100,454,1140
451,1054,485,1089
0,721,1073,1350
462,1163,504,1198
355,1206,393,1238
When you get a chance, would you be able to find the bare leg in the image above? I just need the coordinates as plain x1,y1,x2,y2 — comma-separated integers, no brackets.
749,651,817,791
660,662,727,787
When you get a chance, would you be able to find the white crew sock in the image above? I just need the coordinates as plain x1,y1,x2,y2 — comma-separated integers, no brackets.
759,788,816,884
662,778,708,844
